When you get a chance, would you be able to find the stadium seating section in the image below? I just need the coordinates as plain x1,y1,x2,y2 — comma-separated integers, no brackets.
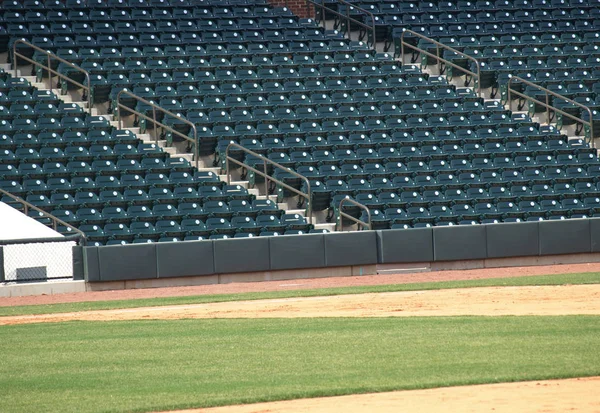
0,0,599,245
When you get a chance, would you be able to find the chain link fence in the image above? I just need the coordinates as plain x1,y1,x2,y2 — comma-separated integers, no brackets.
0,235,82,283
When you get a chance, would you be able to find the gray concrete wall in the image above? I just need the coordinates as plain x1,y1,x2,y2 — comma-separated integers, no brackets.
83,219,600,286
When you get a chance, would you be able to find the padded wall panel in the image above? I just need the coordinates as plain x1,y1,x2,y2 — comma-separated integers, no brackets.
83,246,100,282
97,243,157,281
72,246,84,280
213,237,270,274
325,231,378,267
590,218,600,253
269,233,325,270
377,228,433,263
156,241,214,278
539,219,591,255
433,225,487,261
486,221,539,258
0,247,4,282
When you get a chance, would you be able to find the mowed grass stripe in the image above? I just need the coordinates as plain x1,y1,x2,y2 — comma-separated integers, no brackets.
0,316,599,413
1,272,600,317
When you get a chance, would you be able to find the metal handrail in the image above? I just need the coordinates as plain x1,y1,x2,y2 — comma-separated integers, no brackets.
400,30,483,97
306,0,376,48
336,198,371,231
0,189,87,245
507,76,595,146
116,89,199,169
12,39,92,114
225,142,313,224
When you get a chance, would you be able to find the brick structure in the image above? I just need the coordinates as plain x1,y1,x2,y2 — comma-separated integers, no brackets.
268,0,314,18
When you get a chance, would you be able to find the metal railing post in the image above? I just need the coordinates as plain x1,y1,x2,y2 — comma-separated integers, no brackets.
400,30,482,97
152,106,158,145
226,154,231,185
346,3,349,34
400,32,405,64
225,143,314,224
116,89,199,168
546,91,551,124
475,61,481,97
506,76,595,147
305,0,377,48
47,54,52,94
13,39,92,114
118,104,123,129
336,198,371,231
263,159,268,197
192,124,198,171
370,14,375,46
508,77,513,111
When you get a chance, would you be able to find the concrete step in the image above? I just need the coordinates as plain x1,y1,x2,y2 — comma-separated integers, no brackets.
257,194,278,202
286,209,305,217
177,153,193,162
0,63,12,71
16,69,34,78
124,131,170,151
197,167,221,174
248,188,260,197
88,107,100,116
314,223,336,232
136,134,164,145
567,136,587,142
125,127,143,135
136,134,153,143
71,102,91,113
229,181,248,189
98,108,112,120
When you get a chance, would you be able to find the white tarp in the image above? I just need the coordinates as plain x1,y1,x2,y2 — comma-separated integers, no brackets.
0,202,62,241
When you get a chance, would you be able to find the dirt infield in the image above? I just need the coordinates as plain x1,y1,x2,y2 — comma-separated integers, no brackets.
2,284,599,325
183,377,600,413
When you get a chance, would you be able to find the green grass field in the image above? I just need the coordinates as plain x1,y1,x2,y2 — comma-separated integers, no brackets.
1,316,599,413
1,272,598,413
1,271,599,317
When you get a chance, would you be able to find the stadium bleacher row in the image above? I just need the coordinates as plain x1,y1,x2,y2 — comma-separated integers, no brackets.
0,0,599,246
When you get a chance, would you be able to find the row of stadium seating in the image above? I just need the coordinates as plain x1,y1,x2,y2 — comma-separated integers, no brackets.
1,0,599,244
1,0,275,12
